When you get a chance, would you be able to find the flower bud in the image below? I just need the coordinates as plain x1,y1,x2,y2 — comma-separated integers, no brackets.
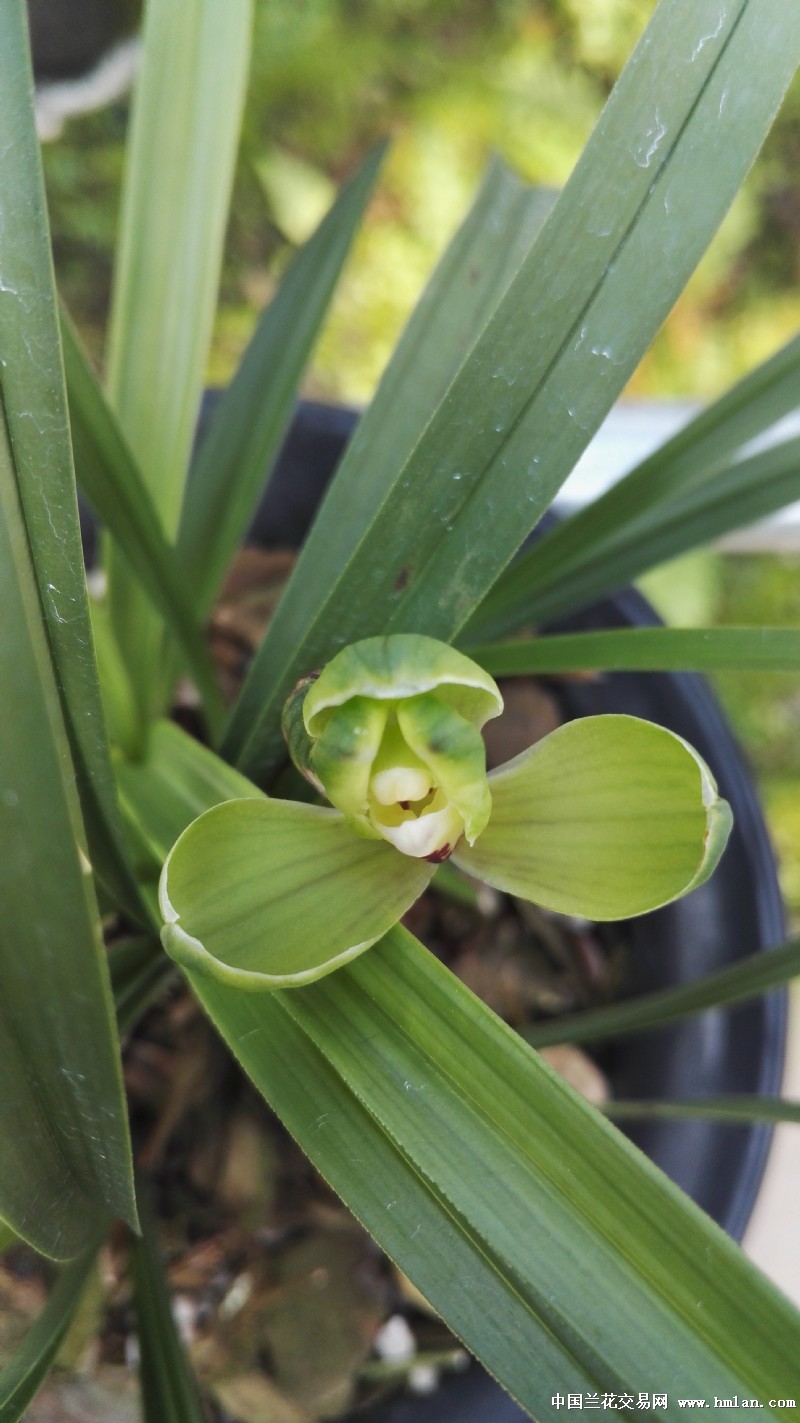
282,635,503,861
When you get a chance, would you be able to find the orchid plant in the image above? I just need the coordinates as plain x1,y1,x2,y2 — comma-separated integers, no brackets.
3,0,800,1419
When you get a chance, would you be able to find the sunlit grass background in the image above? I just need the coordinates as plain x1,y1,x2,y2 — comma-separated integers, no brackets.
41,0,800,921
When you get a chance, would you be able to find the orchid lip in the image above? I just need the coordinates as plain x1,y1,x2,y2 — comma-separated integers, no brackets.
368,792,465,860
371,766,433,806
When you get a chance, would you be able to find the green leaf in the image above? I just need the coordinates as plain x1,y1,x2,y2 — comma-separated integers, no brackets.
88,591,144,760
525,936,800,1049
159,798,432,988
222,164,555,775
432,859,481,907
396,694,492,845
224,0,800,784
177,144,387,617
131,1184,208,1423
0,1239,102,1421
105,0,252,731
453,714,731,919
607,1097,800,1125
0,415,136,1258
106,0,252,532
469,434,800,635
0,1220,19,1255
187,926,800,1416
0,0,148,928
109,935,173,1039
61,311,225,741
470,627,800,676
467,330,800,639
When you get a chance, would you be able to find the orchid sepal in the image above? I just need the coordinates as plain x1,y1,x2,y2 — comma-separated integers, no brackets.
159,797,433,989
452,714,732,920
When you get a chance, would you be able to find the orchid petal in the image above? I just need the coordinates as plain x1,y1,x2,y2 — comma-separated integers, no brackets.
303,634,503,735
453,715,732,920
310,695,388,824
159,797,432,988
396,693,492,845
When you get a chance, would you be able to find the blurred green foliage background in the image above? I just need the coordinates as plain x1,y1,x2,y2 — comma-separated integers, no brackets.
39,0,800,916
43,0,800,398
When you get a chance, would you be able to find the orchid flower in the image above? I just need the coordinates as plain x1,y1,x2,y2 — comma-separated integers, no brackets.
159,635,732,989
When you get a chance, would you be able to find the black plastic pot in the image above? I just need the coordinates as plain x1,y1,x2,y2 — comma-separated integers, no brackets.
233,398,786,1423
27,0,138,82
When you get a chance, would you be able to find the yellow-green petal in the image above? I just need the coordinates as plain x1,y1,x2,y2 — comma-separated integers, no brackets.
159,798,432,988
396,693,492,846
452,715,732,920
310,695,388,824
303,634,503,736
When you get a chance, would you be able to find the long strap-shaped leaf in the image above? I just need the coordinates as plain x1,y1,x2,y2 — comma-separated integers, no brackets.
190,927,800,1419
0,417,136,1258
525,937,800,1048
471,627,800,676
62,312,226,740
467,331,800,638
131,1185,208,1423
225,0,800,784
468,432,800,635
0,1221,19,1253
110,935,174,1038
106,0,252,532
0,1238,102,1421
223,163,556,774
177,144,387,617
608,1097,800,1125
105,0,252,733
0,0,147,927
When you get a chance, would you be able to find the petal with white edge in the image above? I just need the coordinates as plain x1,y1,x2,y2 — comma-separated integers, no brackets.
452,715,732,920
303,634,503,735
159,798,433,988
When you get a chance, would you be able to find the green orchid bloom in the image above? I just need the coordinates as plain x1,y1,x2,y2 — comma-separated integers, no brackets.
159,635,732,990
281,635,504,860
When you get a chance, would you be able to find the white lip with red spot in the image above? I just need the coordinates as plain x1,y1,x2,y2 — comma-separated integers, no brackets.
368,787,465,860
